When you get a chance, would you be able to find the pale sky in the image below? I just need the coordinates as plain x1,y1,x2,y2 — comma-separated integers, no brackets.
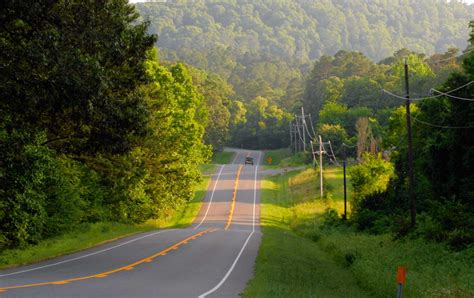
128,0,474,4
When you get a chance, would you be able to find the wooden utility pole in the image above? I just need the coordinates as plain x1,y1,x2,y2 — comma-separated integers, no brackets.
301,107,306,152
404,60,416,227
319,135,324,199
289,121,293,152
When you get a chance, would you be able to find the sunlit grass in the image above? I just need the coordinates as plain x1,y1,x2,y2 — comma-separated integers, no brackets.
263,148,306,168
244,169,368,297
211,151,235,164
246,166,474,297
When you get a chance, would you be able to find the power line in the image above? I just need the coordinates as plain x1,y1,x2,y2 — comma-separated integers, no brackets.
427,48,473,64
342,143,356,148
308,114,317,137
411,115,474,129
382,80,474,101
430,88,474,101
328,141,341,167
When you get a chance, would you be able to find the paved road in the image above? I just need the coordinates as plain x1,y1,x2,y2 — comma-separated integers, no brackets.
0,149,263,298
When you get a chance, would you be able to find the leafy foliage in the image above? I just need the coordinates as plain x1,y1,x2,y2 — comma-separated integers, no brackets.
0,1,209,250
135,0,473,149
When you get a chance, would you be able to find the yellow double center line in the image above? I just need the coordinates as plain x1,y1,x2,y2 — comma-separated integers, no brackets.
0,228,217,293
225,165,243,230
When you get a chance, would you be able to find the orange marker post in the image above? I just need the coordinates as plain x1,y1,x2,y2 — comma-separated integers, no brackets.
396,266,407,298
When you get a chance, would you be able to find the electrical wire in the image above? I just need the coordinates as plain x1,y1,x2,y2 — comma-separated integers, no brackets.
296,119,305,145
426,48,474,64
411,115,474,129
427,48,473,64
382,80,474,101
302,117,314,140
430,88,474,101
327,141,342,167
310,141,319,167
308,114,317,138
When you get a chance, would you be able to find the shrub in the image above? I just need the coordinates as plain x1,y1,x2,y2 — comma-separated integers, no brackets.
349,153,395,232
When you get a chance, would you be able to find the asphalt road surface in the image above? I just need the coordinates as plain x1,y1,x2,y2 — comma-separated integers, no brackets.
0,149,263,298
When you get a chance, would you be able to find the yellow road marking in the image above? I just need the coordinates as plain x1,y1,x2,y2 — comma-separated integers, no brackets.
225,165,243,230
0,228,217,293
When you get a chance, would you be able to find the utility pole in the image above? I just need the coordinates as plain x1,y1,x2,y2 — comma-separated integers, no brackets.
343,144,347,220
289,121,293,153
295,115,302,153
404,60,416,227
319,135,324,199
294,123,298,153
301,107,306,152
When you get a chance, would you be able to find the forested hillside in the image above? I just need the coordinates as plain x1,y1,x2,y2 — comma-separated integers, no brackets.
137,0,473,63
135,0,474,149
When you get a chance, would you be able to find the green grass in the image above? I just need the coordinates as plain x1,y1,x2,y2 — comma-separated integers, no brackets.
243,169,368,297
0,165,215,270
244,166,474,297
211,151,235,164
0,222,158,270
263,148,307,168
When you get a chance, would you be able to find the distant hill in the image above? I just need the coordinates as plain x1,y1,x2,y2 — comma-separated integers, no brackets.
136,0,473,64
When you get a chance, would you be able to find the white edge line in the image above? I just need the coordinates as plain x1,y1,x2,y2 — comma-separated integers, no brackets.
252,151,261,233
198,151,261,298
194,165,225,230
198,232,254,298
0,229,173,277
231,151,239,164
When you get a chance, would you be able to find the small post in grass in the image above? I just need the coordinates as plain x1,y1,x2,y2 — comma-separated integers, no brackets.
396,266,407,298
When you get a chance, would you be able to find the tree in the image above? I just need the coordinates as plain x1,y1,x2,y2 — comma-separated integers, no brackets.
138,51,211,220
0,0,156,247
0,0,156,155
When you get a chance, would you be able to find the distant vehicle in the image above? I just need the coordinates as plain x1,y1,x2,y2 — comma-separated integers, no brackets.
244,157,254,165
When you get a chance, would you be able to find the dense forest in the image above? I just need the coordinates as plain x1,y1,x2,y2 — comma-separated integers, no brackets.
136,0,474,149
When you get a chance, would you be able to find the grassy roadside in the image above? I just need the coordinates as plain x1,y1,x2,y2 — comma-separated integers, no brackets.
263,148,306,168
0,165,216,270
244,166,474,297
212,151,235,164
243,168,369,297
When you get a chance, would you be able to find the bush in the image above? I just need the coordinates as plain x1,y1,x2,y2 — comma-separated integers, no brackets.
0,131,85,248
349,153,395,232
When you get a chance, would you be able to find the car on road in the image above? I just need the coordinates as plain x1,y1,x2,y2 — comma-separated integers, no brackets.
244,157,254,165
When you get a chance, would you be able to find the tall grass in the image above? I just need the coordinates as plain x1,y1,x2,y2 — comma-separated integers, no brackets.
245,166,474,297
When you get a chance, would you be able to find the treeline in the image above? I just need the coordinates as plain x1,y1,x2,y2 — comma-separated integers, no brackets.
0,1,209,249
135,0,474,149
306,25,474,249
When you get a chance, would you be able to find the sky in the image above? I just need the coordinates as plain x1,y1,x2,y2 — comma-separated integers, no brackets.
128,0,474,4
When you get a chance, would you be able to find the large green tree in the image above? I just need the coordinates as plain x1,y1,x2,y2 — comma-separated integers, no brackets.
0,0,156,248
1,0,155,154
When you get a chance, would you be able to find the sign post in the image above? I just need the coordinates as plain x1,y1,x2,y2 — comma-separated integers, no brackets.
396,266,406,298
